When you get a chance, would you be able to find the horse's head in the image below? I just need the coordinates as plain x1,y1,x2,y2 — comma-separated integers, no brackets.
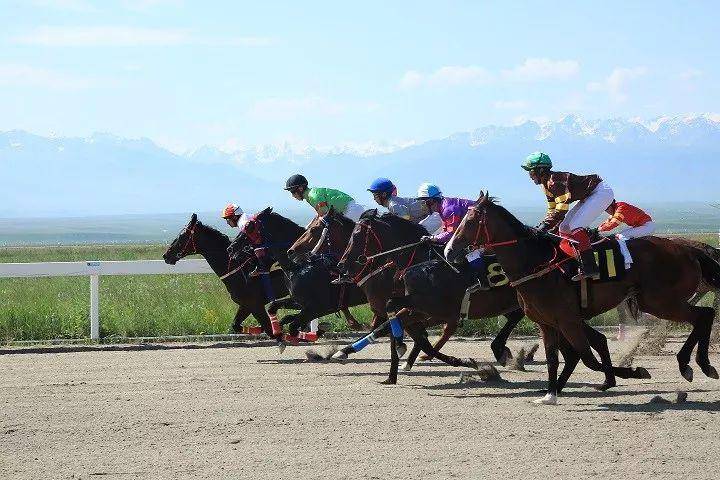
288,207,355,263
445,191,525,263
163,213,199,265
336,209,387,278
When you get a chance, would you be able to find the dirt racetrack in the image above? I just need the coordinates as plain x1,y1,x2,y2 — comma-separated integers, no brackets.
2,337,720,480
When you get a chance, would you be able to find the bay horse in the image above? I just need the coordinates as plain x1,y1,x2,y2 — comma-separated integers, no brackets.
162,213,288,339
227,207,366,341
334,210,524,363
446,193,720,404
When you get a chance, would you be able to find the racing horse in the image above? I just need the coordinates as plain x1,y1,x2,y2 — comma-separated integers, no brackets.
163,213,288,337
446,193,720,404
227,207,366,343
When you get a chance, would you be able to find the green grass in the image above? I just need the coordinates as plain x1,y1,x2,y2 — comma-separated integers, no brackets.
1,237,716,342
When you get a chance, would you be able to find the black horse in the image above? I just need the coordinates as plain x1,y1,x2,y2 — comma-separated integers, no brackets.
163,214,288,338
227,207,367,342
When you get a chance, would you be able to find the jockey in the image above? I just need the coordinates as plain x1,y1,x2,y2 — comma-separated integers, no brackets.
522,151,614,281
598,200,655,240
285,174,366,222
221,203,249,229
367,177,442,233
417,182,489,290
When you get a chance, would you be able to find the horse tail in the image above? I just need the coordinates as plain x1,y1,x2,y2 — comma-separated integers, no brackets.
695,249,720,290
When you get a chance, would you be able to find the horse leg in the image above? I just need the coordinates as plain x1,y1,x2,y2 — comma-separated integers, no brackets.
643,302,712,381
557,319,616,391
231,305,251,334
381,335,400,385
583,324,652,380
556,338,580,394
694,306,718,379
420,318,457,361
534,324,560,404
402,344,422,372
408,329,477,370
340,308,363,330
490,309,524,365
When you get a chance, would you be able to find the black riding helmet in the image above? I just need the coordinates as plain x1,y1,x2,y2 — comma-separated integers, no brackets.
285,174,308,191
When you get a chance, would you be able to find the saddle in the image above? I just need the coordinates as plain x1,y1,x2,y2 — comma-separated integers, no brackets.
557,238,627,283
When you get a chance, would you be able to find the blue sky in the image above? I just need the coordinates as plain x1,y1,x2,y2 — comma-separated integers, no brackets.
1,0,718,152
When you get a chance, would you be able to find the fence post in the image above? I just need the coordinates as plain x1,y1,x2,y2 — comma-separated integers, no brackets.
90,274,100,340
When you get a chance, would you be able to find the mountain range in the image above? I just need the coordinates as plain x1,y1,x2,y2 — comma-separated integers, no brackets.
2,113,719,219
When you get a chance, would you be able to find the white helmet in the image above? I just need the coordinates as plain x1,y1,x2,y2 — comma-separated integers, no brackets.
417,182,443,199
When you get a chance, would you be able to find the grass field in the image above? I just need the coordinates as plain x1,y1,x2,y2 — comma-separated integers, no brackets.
1,234,717,343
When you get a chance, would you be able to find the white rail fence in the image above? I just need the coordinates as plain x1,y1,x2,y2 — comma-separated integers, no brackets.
0,260,213,340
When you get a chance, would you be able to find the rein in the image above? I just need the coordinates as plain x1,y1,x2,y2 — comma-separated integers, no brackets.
467,207,568,287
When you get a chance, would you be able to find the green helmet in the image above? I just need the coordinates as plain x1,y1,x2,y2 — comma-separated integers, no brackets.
521,152,552,171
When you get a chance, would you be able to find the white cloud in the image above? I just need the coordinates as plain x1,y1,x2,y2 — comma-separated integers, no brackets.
493,100,528,110
13,26,273,47
587,66,648,102
248,96,379,120
502,58,579,81
0,63,93,89
399,65,492,89
399,70,424,89
679,68,703,81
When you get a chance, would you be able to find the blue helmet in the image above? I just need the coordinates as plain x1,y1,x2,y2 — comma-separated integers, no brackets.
417,182,443,199
368,177,396,194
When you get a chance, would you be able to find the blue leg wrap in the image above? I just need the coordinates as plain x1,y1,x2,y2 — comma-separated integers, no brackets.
351,333,376,352
389,318,404,339
260,274,275,302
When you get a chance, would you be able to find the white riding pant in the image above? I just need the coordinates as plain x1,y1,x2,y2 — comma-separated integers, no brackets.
616,221,656,240
419,212,442,234
559,182,614,234
343,201,367,222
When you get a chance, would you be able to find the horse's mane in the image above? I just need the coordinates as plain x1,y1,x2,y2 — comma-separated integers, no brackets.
378,212,427,237
261,210,304,234
196,221,230,245
359,209,427,237
328,209,356,229
481,197,555,244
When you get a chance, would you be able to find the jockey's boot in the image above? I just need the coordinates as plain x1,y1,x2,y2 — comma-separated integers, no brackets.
572,249,600,281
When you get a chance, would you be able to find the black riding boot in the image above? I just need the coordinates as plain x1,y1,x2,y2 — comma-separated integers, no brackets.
572,249,600,281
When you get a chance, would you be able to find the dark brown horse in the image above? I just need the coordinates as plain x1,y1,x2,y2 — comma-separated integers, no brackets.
446,193,720,404
334,210,524,362
227,208,366,343
162,214,288,338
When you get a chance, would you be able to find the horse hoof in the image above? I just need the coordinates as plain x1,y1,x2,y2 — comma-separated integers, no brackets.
331,351,348,363
380,378,397,385
396,343,407,359
495,346,512,366
532,393,557,405
680,365,694,382
593,382,615,392
701,365,719,379
277,342,286,354
401,361,413,371
635,367,652,379
419,355,432,361
467,358,479,370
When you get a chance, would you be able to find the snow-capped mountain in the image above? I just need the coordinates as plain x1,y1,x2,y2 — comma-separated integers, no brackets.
2,114,719,218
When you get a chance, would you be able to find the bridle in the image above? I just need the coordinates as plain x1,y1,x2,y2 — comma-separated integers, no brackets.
175,225,198,260
462,205,572,287
339,219,389,284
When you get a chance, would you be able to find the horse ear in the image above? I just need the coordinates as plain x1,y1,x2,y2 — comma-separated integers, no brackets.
259,206,272,216
189,213,198,227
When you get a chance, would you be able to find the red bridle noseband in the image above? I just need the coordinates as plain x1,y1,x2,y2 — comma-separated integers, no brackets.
467,208,519,250
176,225,197,259
339,221,387,284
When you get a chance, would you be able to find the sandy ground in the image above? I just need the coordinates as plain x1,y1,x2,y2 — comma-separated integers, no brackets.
2,337,720,480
